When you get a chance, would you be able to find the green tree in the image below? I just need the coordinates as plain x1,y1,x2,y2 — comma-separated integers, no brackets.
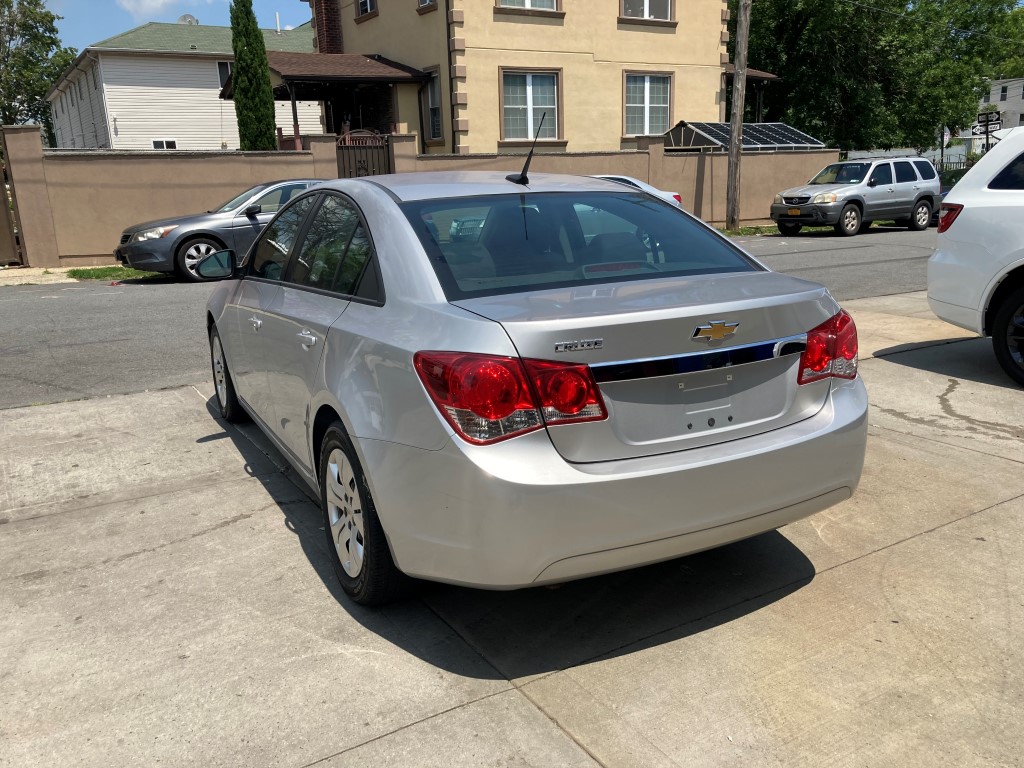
993,5,1024,78
0,0,76,145
230,0,276,151
732,0,1019,150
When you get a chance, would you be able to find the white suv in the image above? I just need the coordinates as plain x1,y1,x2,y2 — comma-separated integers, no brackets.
928,128,1024,386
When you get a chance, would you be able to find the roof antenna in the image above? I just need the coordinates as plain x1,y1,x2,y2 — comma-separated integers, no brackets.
505,113,545,186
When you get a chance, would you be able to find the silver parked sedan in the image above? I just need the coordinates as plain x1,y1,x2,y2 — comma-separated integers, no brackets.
115,179,322,281
200,172,868,605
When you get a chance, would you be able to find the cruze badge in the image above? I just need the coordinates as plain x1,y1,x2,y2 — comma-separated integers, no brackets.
692,320,739,343
554,338,604,353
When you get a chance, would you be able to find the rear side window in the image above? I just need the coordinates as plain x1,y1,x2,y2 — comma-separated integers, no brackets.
870,163,893,185
288,195,359,290
249,196,317,281
893,161,917,183
912,160,937,180
989,152,1024,190
401,192,759,300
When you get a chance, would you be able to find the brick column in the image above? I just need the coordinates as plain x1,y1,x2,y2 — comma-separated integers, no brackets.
1,126,59,268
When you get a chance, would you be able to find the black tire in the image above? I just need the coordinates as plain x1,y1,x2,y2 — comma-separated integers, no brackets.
909,200,931,231
319,423,409,605
777,222,802,236
209,325,247,423
991,284,1024,388
834,204,861,237
176,237,221,282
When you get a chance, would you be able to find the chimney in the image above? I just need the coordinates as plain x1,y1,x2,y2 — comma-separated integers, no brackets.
311,0,343,54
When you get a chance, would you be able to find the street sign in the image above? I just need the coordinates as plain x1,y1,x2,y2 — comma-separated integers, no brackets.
977,111,999,124
972,121,1002,135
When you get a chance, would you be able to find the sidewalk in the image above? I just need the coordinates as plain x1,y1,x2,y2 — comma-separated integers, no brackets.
0,265,78,286
1,292,1020,767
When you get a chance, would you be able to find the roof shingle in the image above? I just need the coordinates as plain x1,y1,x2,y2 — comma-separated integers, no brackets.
90,21,314,55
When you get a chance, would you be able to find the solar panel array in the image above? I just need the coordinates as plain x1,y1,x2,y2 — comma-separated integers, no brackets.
686,122,825,150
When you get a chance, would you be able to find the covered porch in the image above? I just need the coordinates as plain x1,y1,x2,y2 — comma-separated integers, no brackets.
265,51,427,149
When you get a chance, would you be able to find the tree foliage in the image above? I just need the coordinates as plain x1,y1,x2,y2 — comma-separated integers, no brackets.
731,0,1021,150
0,0,76,144
230,0,277,151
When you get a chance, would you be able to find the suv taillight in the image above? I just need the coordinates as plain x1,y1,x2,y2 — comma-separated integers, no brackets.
414,352,608,444
798,310,858,385
936,202,963,234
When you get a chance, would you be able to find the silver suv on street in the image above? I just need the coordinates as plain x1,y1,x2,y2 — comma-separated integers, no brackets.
771,158,942,237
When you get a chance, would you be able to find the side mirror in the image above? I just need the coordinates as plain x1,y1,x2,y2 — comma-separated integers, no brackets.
244,203,262,217
196,249,237,280
867,178,877,188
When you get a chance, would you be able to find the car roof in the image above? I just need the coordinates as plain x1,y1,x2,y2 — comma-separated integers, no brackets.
323,171,626,203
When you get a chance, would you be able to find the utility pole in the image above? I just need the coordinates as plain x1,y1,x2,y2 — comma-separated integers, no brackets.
726,0,752,232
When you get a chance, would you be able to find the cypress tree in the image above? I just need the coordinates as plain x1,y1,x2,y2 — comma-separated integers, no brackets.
229,0,277,151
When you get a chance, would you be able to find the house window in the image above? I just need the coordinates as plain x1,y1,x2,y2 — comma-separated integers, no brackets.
1000,85,1008,101
358,0,377,15
427,72,442,140
218,61,233,88
418,0,434,5
152,140,178,150
625,74,670,136
982,91,990,103
499,0,557,8
502,71,558,140
622,0,671,20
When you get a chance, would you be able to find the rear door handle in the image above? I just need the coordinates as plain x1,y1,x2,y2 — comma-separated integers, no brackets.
297,330,318,348
249,315,262,331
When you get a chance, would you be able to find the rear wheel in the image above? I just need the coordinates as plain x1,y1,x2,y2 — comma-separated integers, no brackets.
176,237,220,282
834,205,861,237
991,285,1024,387
777,222,802,236
319,423,409,605
909,200,931,231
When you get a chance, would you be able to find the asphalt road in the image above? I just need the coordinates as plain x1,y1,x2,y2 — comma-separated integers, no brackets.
0,226,937,410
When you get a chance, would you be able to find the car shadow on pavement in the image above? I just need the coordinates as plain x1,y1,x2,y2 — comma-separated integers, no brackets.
874,337,1019,390
205,396,817,681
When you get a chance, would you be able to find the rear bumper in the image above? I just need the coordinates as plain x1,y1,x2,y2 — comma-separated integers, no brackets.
770,202,843,226
927,248,985,335
359,377,868,589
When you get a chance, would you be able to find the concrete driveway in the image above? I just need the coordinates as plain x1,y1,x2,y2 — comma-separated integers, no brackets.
1,292,1021,767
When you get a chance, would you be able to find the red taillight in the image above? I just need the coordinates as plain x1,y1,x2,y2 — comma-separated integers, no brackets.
522,359,607,423
936,202,963,234
798,310,858,385
414,352,607,444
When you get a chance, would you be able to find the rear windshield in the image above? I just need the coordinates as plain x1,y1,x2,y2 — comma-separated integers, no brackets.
400,192,759,300
809,163,870,184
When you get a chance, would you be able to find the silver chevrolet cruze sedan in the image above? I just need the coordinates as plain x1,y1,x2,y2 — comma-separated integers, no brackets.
200,172,868,605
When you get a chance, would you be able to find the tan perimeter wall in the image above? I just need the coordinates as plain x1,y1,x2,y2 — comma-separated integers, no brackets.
5,126,837,268
2,126,338,268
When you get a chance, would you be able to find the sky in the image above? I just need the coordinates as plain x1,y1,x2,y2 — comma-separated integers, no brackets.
47,0,313,51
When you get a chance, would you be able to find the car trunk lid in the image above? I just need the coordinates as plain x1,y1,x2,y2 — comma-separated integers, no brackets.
452,271,839,462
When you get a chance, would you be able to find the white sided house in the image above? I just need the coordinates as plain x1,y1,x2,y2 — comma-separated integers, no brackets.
47,19,322,150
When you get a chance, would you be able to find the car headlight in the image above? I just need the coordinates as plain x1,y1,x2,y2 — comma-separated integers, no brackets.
131,225,178,243
773,194,784,204
812,193,839,204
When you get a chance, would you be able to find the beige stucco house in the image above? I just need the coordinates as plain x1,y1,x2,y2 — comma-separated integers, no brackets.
301,0,730,154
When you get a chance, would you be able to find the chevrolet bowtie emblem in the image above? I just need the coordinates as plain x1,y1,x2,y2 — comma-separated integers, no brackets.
692,320,740,343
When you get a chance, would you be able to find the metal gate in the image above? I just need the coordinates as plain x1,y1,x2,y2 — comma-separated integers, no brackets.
336,133,392,178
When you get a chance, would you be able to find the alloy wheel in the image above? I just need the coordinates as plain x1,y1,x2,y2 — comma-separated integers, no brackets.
915,205,930,228
1006,301,1024,373
212,333,227,408
326,448,365,578
183,242,216,277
